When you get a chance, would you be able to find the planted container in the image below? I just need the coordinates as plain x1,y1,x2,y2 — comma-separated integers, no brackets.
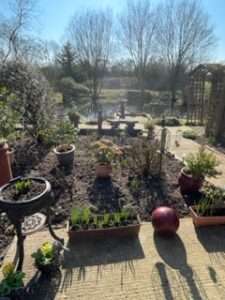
67,208,141,242
189,206,225,227
178,168,204,194
54,144,75,167
95,164,112,178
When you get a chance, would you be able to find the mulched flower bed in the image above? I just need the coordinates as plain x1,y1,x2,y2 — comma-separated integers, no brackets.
0,135,188,257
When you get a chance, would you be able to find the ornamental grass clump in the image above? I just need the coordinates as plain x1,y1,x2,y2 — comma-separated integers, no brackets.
184,147,220,179
196,185,225,216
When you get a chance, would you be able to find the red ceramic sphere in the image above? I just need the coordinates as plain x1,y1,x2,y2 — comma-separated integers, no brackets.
152,206,179,235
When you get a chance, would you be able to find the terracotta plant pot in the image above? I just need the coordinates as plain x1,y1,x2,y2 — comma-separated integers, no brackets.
67,216,141,242
189,206,225,227
54,144,75,167
95,164,112,178
178,168,204,194
0,143,12,187
7,147,15,165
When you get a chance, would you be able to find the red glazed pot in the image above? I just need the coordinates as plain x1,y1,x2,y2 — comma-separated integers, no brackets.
152,206,179,235
178,168,204,194
95,164,112,178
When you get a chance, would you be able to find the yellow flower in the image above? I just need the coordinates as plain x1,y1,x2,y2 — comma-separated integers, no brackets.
41,242,53,256
2,262,14,278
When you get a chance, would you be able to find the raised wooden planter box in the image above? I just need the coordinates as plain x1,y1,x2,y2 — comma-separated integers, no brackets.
189,206,225,227
67,216,141,241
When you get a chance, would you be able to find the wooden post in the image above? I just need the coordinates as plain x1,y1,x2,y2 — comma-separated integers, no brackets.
97,110,103,135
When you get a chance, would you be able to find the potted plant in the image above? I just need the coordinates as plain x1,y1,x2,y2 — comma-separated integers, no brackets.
32,242,61,274
189,184,225,226
68,110,80,128
67,206,141,241
0,177,52,218
144,119,155,139
91,139,122,178
178,147,220,194
0,262,26,300
53,120,77,167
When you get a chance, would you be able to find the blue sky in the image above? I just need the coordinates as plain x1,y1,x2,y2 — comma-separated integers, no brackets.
2,0,225,61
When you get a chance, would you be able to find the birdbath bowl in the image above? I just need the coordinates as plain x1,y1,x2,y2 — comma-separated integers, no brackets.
0,176,64,271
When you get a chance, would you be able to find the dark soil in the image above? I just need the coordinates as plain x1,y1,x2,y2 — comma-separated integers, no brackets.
0,135,188,257
2,181,45,202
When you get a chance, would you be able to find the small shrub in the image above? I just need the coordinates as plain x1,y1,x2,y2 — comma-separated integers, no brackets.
32,242,57,267
0,61,55,139
182,130,197,140
0,262,25,297
124,138,161,177
184,147,220,179
39,120,77,147
91,139,123,164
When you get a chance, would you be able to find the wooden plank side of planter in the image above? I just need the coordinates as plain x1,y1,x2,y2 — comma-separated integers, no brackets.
67,220,141,241
189,206,225,227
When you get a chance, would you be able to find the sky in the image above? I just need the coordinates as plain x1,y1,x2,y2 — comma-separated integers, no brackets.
1,0,225,62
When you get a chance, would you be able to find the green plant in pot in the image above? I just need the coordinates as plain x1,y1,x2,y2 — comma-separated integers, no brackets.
91,139,123,178
178,147,220,194
52,120,77,167
0,262,25,300
31,242,61,274
189,184,225,226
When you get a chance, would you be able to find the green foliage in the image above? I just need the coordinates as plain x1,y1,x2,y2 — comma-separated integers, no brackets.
39,120,77,147
125,138,161,177
182,130,197,140
71,207,91,227
184,147,220,179
32,242,55,266
59,77,89,107
91,139,123,164
0,263,25,297
129,178,142,193
0,61,55,139
15,179,32,194
0,86,20,140
196,185,225,216
70,207,137,229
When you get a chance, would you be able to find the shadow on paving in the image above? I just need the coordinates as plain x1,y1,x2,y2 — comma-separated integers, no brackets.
61,236,145,290
26,270,62,300
153,233,209,300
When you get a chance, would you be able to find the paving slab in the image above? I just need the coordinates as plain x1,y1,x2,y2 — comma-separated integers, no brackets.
3,219,225,299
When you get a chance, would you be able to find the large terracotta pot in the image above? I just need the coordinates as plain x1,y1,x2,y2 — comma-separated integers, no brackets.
0,143,12,187
189,206,225,227
95,164,112,178
7,147,15,165
178,168,204,194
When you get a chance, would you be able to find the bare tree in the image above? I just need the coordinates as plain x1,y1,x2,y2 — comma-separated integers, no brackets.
0,0,37,63
156,0,216,111
68,9,113,110
119,0,156,108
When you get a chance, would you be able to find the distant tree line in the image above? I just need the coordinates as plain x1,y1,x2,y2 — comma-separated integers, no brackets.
0,0,216,111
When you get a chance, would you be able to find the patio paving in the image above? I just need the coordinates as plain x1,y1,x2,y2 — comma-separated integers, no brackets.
3,218,225,299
